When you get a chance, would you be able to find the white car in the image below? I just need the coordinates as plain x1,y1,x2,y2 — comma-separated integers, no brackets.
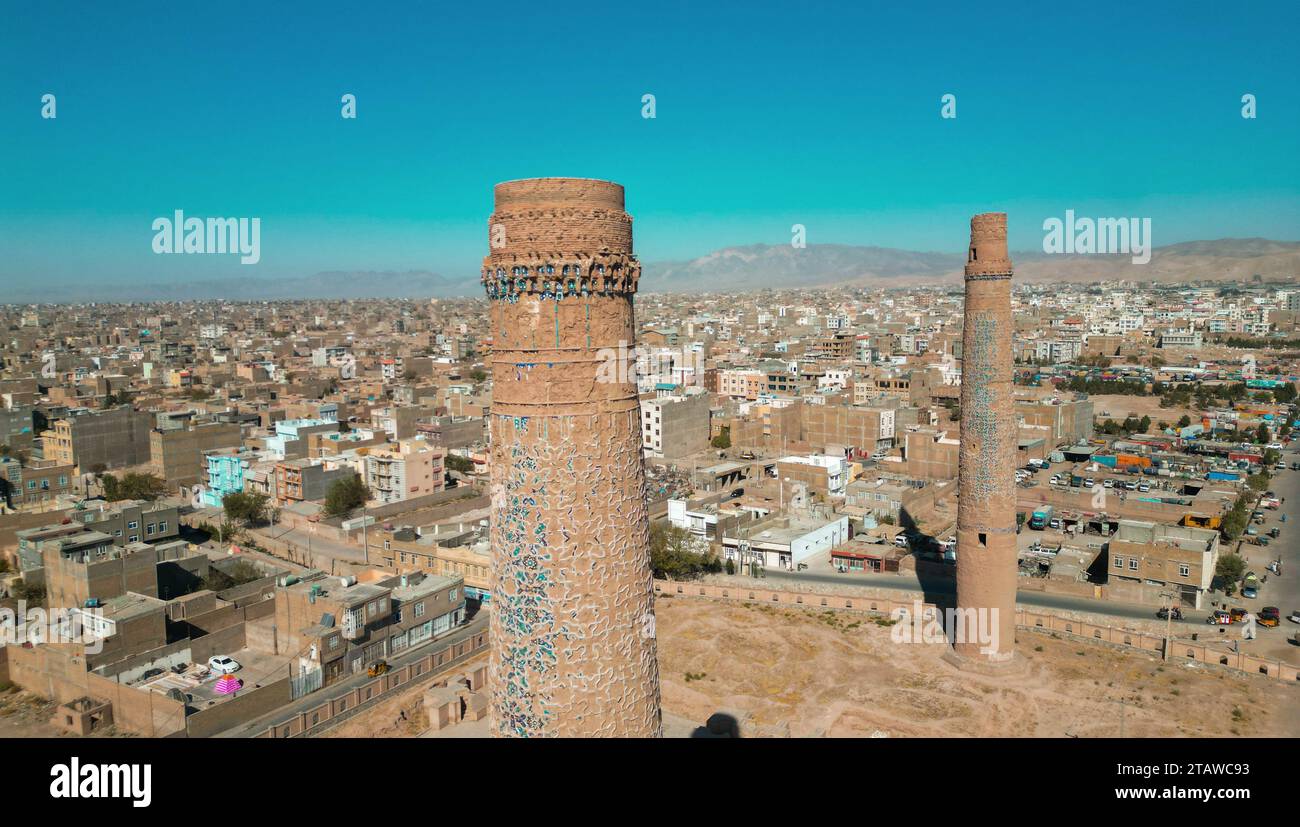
207,655,241,675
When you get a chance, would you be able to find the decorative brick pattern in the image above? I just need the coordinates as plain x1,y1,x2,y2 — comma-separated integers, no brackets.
482,178,662,737
955,212,1019,663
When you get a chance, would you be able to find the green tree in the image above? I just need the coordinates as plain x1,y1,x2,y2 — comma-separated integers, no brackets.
1214,553,1247,595
223,491,269,526
324,474,369,517
102,471,167,502
1256,423,1271,445
650,522,721,580
1220,493,1254,541
214,517,241,544
445,454,476,475
711,427,731,450
1176,415,1192,428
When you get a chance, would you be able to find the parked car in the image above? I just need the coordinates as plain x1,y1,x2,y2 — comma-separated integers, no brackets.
367,660,389,677
1156,607,1183,621
1103,478,1115,488
1243,586,1259,599
1288,609,1300,624
1230,607,1250,623
1208,610,1233,625
1259,607,1280,628
207,655,241,674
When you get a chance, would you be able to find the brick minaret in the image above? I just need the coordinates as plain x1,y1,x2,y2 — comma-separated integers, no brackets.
953,212,1018,664
481,178,661,737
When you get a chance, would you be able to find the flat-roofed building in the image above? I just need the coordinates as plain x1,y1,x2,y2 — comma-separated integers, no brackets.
776,454,849,497
639,392,711,459
364,438,445,505
41,406,153,473
150,420,243,488
1106,519,1220,609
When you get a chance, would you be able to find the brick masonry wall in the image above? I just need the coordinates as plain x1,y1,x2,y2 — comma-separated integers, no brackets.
955,213,1019,662
482,179,660,737
653,580,1299,683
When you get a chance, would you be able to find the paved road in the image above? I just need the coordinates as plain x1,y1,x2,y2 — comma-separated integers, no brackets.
1237,446,1300,662
252,523,368,569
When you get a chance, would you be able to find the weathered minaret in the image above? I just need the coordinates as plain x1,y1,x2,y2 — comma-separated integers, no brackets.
481,178,661,737
953,212,1018,664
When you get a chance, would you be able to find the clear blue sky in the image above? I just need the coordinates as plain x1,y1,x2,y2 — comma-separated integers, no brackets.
2,0,1297,292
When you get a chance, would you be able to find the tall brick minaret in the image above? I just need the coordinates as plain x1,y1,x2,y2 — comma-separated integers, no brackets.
953,213,1018,664
482,178,661,737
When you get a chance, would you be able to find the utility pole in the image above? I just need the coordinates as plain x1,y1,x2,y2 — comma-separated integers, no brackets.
1160,590,1175,661
360,501,369,567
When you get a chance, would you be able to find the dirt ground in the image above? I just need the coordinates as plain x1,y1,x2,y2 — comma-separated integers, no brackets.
321,690,428,738
0,687,69,738
1088,394,1199,430
656,596,1298,738
318,655,488,738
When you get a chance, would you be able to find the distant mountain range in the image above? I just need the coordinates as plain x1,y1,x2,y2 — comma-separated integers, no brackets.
641,238,1300,293
8,239,1298,303
5,270,468,304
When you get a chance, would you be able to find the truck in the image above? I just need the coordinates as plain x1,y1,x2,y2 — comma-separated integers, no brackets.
1029,505,1054,530
1181,513,1222,530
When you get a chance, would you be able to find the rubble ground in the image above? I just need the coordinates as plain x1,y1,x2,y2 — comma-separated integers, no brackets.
656,596,1297,738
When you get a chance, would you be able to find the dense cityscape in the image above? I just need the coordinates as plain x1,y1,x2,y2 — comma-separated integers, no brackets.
2,232,1298,738
4,1,1297,811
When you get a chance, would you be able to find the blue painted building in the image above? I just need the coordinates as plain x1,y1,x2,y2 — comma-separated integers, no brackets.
201,452,250,508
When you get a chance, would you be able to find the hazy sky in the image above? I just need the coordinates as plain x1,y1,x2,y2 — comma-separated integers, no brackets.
2,0,1298,292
